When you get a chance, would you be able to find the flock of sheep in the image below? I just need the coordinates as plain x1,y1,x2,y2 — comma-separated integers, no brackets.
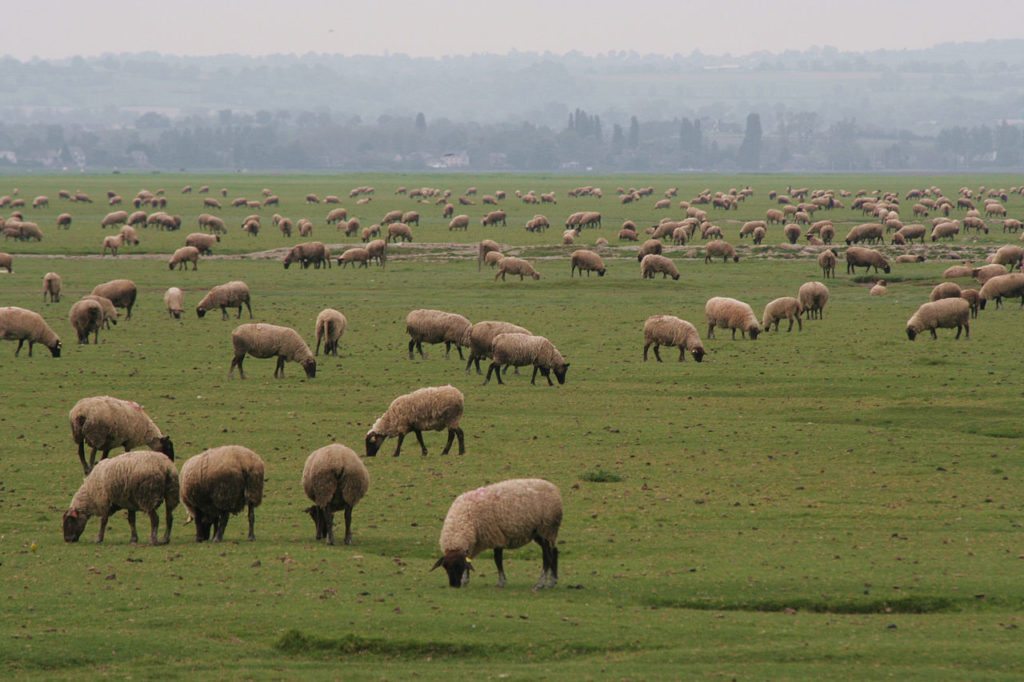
3,178,1024,590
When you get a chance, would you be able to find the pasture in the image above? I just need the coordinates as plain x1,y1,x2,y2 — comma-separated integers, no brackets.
1,173,1023,679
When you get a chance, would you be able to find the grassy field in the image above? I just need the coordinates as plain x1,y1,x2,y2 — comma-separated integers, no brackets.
1,173,1023,680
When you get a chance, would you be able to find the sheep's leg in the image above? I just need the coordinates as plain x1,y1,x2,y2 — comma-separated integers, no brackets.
731,328,737,340
163,504,173,544
407,339,416,360
148,509,160,545
464,353,475,373
230,353,246,379
413,429,428,456
930,329,938,340
417,341,426,359
93,327,100,344
678,346,686,362
530,365,539,385
533,537,550,590
247,504,256,541
342,506,353,545
96,515,110,543
656,345,666,362
706,324,715,339
494,548,507,587
275,356,286,378
126,510,140,544
642,342,651,361
220,306,229,320
473,356,483,375
455,345,465,360
786,319,794,332
442,428,457,455
483,362,501,385
548,544,559,588
796,316,803,332
317,336,323,356
78,441,90,475
545,368,554,387
393,433,406,457
14,338,24,356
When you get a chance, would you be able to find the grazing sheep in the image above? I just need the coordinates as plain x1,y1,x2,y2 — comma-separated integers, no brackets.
433,478,561,589
570,249,606,277
762,297,803,332
992,245,1024,271
364,385,465,457
705,297,761,340
101,234,124,257
203,198,222,210
0,306,62,357
798,281,830,320
42,272,61,302
62,450,179,545
81,295,118,329
69,395,174,475
642,315,705,362
481,210,507,227
845,223,885,245
845,247,891,275
180,445,265,542
100,210,129,229
739,220,765,238
894,224,927,244
944,264,974,279
869,281,888,296
637,239,663,262
931,222,960,241
640,254,680,280
978,273,1024,310
69,298,104,345
185,232,219,255
406,309,471,360
449,214,470,231
485,333,570,386
930,282,963,301
196,281,252,320
1002,218,1022,233
783,224,802,244
618,228,639,241
818,248,838,278
326,207,348,224
365,239,387,267
973,264,1008,284
402,210,420,226
464,320,532,374
284,241,331,270
297,218,314,238
387,222,413,243
149,279,180,318
704,240,739,263
477,239,501,271
315,308,347,357
119,225,140,246
302,444,370,545
495,256,540,281
57,213,72,229
961,288,980,318
229,323,316,379
894,254,924,263
906,298,971,340
483,251,504,268
382,209,403,225
337,247,371,268
168,246,200,271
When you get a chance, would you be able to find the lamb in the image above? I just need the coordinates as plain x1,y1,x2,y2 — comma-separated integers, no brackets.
101,234,124,257
705,297,761,340
168,246,200,271
992,245,1024,271
42,272,61,302
337,247,371,268
164,287,184,319
640,254,680,280
818,248,838,278
845,247,891,275
185,232,219,255
283,241,331,270
642,315,705,362
229,323,316,379
302,444,370,545
463,320,532,374
406,309,471,360
69,395,174,475
930,281,963,301
906,298,971,340
484,333,570,386
196,281,252,320
704,240,740,263
761,297,804,332
62,450,179,545
364,385,465,457
69,298,104,345
869,281,888,296
387,222,413,243
433,478,561,589
798,281,830,320
315,308,347,356
180,445,265,542
495,256,540,281
978,273,1024,310
637,238,663,262
477,239,501,270
0,306,62,357
570,249,606,277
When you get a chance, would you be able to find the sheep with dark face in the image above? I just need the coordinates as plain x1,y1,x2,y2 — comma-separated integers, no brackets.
0,306,62,357
642,315,705,362
180,445,264,542
69,395,174,475
484,333,570,386
229,323,316,379
302,444,369,545
364,385,465,457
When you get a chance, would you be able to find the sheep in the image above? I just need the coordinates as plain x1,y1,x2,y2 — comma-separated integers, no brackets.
101,234,124,257
62,450,179,545
229,323,316,379
642,315,705,362
961,288,980,318
185,232,219,255
302,444,370,545
57,213,72,229
930,281,963,301
382,209,403,224
297,218,314,238
845,247,891,275
433,478,561,589
180,445,265,542
203,198,222,210
42,272,61,302
361,224,382,242
798,281,830,320
277,218,293,238
641,254,680,280
481,210,507,227
78,295,117,330
284,241,331,270
402,210,420,226
992,245,1024,271
200,214,227,234
495,256,540,281
100,210,129,229
89,278,140,320
817,248,838,278
0,306,62,358
761,297,804,332
387,222,413,243
406,309,471,360
704,240,739,264
305,193,320,204
978,273,1024,310
168,246,200,271
1003,218,1022,233
464,320,532,374
570,249,606,277
484,333,570,386
766,208,785,225
337,247,371,268
637,239,663,262
315,308,347,357
783,224,802,244
326,207,349,224
705,297,761,340
894,224,926,244
739,220,765,238
159,287,183,320
944,264,974,279
119,225,140,246
845,222,885,245
366,239,387,267
973,264,1008,284
364,385,465,457
483,251,504,268
618,228,638,241
196,281,252,320
477,239,501,271
906,298,971,340
32,195,48,209
69,298,104,345
14,222,43,241
869,281,888,296
69,395,174,475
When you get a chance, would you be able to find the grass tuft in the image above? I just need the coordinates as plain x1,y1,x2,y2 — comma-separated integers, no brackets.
580,468,623,483
644,595,963,614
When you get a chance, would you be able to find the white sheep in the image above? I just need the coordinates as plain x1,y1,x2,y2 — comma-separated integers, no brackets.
484,333,570,386
463,320,532,374
69,395,175,475
302,443,369,545
642,315,705,362
869,281,888,296
0,306,62,357
81,295,118,329
163,287,184,319
180,445,265,542
91,279,138,320
69,298,104,345
229,323,316,379
761,297,803,332
168,246,200,271
495,256,541,281
705,297,761,340
196,281,252,320
432,478,562,589
978,273,1024,310
930,282,963,302
798,281,830,320
62,450,179,545
640,254,680,280
406,309,471,360
906,298,971,340
569,249,606,277
364,385,465,457
314,308,347,357
704,240,740,263
42,272,62,303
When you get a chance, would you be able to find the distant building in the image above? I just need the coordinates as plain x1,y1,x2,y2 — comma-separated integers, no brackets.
440,151,469,168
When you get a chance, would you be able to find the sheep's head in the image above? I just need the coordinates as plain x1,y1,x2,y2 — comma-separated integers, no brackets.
553,363,570,385
906,327,918,341
62,508,88,542
432,550,472,588
597,269,606,277
671,274,680,281
301,358,317,379
365,432,386,457
732,256,740,263
49,340,62,358
168,261,175,270
748,326,761,341
157,437,175,461
691,346,706,362
196,306,207,318
531,273,541,280
882,265,892,274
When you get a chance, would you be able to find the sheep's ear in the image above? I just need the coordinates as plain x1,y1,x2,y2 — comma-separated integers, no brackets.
430,556,445,572
68,509,78,518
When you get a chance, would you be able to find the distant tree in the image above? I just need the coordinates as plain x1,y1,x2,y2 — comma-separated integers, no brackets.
611,124,625,154
415,112,426,133
628,116,639,149
737,112,762,169
135,112,171,130
679,117,702,166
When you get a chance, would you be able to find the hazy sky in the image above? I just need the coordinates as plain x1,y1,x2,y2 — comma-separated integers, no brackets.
5,0,1024,60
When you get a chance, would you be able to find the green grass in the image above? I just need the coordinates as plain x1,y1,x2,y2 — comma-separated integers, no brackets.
1,173,1023,679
